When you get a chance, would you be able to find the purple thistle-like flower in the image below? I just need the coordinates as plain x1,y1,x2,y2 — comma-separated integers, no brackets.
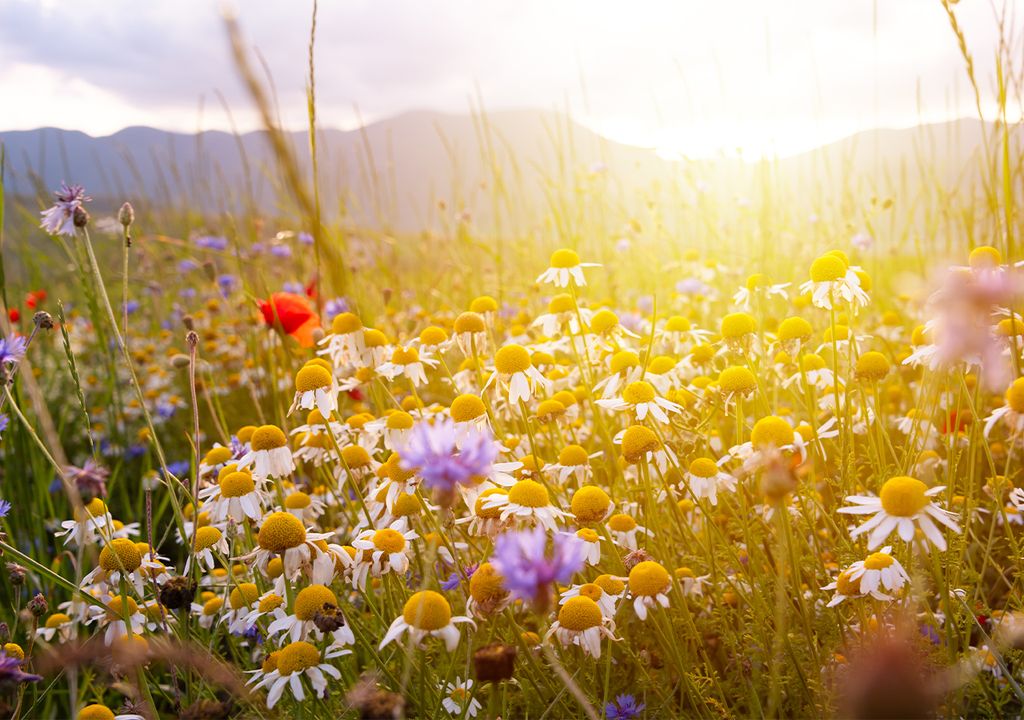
39,183,90,236
606,694,645,720
0,335,28,367
0,652,41,685
64,458,110,499
490,527,585,606
399,417,496,494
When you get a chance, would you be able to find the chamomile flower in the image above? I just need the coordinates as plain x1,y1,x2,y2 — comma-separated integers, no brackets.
606,513,651,551
289,362,337,417
184,526,229,573
91,595,145,645
575,528,603,565
267,584,343,642
682,457,737,505
838,476,961,550
237,425,296,479
198,469,267,524
351,524,419,585
733,274,789,309
536,248,600,288
245,511,332,580
559,582,617,617
627,561,672,620
81,538,145,593
250,641,343,709
545,595,618,658
486,344,552,405
317,312,366,368
56,498,115,547
983,377,1024,438
467,562,512,618
440,678,483,718
379,591,474,652
597,381,682,424
844,546,910,597
674,567,709,597
800,253,869,310
35,612,75,643
483,479,570,532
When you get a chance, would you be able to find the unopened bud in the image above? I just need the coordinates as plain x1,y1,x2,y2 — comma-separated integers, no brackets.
6,563,26,586
169,354,191,369
33,311,54,330
27,593,47,618
72,206,89,229
182,315,195,332
118,202,135,228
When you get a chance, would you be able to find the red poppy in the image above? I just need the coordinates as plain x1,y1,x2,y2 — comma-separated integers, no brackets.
258,292,320,348
304,276,318,300
8,308,19,323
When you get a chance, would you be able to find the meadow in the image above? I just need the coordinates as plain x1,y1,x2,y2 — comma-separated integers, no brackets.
3,7,1024,720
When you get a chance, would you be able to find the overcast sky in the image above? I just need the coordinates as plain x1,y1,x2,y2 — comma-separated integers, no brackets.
0,0,1015,157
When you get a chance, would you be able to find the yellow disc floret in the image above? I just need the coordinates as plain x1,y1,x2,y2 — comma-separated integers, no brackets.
257,512,306,552
750,416,795,449
571,486,610,522
276,641,321,675
508,479,550,508
250,425,287,451
495,345,532,375
629,561,670,597
402,590,452,630
295,364,332,392
557,596,603,631
99,538,143,572
294,584,338,621
219,471,255,498
879,476,929,517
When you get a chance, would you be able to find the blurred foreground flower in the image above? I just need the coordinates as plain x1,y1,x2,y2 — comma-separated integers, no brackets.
490,527,585,610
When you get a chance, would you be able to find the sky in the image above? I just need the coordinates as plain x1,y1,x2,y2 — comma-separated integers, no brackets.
0,0,1015,158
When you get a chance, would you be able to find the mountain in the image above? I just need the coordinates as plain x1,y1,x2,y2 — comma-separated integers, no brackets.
0,111,1009,231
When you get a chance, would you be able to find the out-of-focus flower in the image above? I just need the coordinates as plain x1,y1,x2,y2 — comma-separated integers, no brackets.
258,292,321,348
400,417,496,498
490,527,584,608
39,183,90,236
0,335,27,367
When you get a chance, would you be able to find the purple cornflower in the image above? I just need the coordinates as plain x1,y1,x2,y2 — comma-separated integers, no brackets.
64,458,110,498
324,297,349,320
217,274,238,297
399,417,496,494
0,652,41,686
0,414,8,438
194,235,228,251
270,244,293,258
297,232,314,245
39,183,90,236
606,694,645,720
0,499,10,518
490,527,585,606
441,562,478,591
0,335,28,367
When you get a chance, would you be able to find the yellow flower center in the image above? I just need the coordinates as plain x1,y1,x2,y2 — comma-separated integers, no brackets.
219,471,255,498
863,552,895,570
229,582,260,609
475,489,507,518
622,381,656,405
420,326,448,345
341,445,372,468
629,561,670,597
285,491,311,510
203,446,233,466
402,590,452,630
450,394,486,422
778,316,813,342
258,593,284,613
609,350,639,374
879,476,930,517
688,457,719,478
454,311,486,334
750,416,795,449
386,411,414,430
107,595,139,618
393,493,423,517
969,246,1001,270
331,312,362,334
373,528,407,554
720,312,756,339
508,479,550,508
621,425,660,463
535,399,566,420
250,425,287,451
608,513,637,532
495,345,532,375
45,612,71,629
470,563,505,602
571,486,610,522
589,309,619,334
79,705,116,720
718,366,757,395
550,248,581,268
855,351,890,381
558,596,603,631
548,293,576,314
809,254,848,282
257,512,306,552
594,574,625,596
577,528,599,542
578,583,604,602
294,584,338,621
1006,378,1024,413
835,570,861,596
193,526,223,552
99,538,142,572
676,567,695,579
391,346,420,365
295,364,332,392
276,641,320,675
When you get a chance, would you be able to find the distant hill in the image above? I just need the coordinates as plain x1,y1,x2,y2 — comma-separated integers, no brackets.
0,111,1010,231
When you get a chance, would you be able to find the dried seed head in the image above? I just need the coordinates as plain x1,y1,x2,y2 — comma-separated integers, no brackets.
623,548,653,571
27,593,47,618
473,642,517,682
33,312,54,330
72,206,89,229
346,673,404,720
6,564,26,586
182,315,195,331
159,576,197,610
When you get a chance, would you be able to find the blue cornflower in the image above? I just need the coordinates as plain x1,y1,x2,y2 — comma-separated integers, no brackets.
0,335,28,367
399,417,496,495
490,527,585,605
39,182,90,237
270,244,293,258
606,694,645,720
0,414,8,438
324,297,349,320
297,231,314,245
441,572,461,591
0,652,41,685
217,274,238,297
0,499,11,518
194,235,228,251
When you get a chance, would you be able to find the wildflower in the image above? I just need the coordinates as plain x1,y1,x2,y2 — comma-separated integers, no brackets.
199,469,267,524
0,499,10,518
733,274,789,309
545,595,618,658
258,292,321,348
628,560,671,620
597,380,682,423
184,526,229,573
378,345,437,387
0,335,27,368
490,527,585,607
846,546,910,597
984,377,1024,438
487,344,551,405
800,253,869,310
237,425,295,479
268,584,342,642
483,478,571,531
379,590,474,652
606,694,646,720
250,640,343,709
606,513,651,550
570,485,612,523
682,457,736,505
350,523,419,587
39,183,91,236
467,562,512,618
536,248,600,287
399,417,497,500
838,476,961,550
82,537,145,592
64,458,111,499
440,677,483,717
247,511,332,580
290,362,337,417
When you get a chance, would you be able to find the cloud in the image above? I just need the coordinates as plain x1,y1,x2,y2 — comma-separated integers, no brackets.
0,0,1012,155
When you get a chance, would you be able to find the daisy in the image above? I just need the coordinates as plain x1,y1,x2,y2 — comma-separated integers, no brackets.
575,528,603,565
90,595,145,645
81,538,146,593
377,346,437,387
55,498,115,547
845,546,910,597
838,476,961,550
486,344,552,406
682,457,737,505
440,678,483,718
597,380,682,424
289,362,337,417
483,479,570,532
984,377,1024,438
799,253,869,310
317,312,366,368
351,524,419,586
184,526,230,573
545,596,618,658
379,591,474,652
267,584,342,642
536,248,600,288
35,612,75,643
627,561,672,620
198,469,268,524
606,513,651,551
559,582,617,617
236,425,295,479
674,567,710,597
243,511,333,580
467,562,513,618
249,641,344,709
732,274,789,310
